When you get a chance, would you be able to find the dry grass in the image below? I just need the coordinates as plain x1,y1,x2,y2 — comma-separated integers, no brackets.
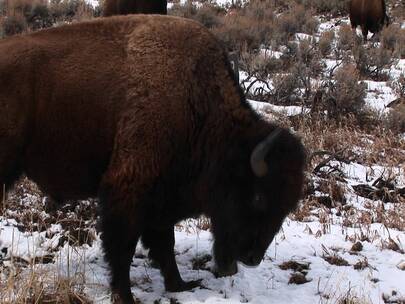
290,114,405,167
0,229,92,304
0,0,97,37
0,266,91,303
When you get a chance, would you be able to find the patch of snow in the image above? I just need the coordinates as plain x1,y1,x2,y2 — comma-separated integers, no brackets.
390,59,405,79
84,0,99,8
259,48,283,59
239,71,273,95
322,59,343,72
295,33,315,41
1,218,404,304
363,80,397,112
248,99,310,117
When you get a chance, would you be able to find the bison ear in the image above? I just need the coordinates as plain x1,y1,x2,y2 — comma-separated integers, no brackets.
250,128,283,177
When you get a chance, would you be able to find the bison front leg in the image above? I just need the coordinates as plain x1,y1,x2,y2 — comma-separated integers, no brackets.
141,226,201,292
361,25,369,42
99,183,141,304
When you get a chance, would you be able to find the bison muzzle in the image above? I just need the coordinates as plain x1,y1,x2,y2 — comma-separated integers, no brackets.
0,15,306,303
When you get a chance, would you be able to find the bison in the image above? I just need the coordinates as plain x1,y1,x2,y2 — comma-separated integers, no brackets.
0,15,306,303
103,0,167,16
349,0,389,41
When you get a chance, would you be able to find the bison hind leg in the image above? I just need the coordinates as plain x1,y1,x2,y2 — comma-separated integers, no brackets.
0,151,23,202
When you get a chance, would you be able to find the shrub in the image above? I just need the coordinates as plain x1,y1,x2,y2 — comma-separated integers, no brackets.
0,0,6,15
353,43,394,80
275,4,318,44
72,0,95,21
0,0,96,34
389,74,405,99
318,30,335,57
194,4,224,28
337,24,355,51
324,63,366,119
380,25,405,58
309,0,348,17
355,107,382,131
48,0,96,23
26,1,52,30
212,1,275,51
240,49,283,77
384,104,405,134
391,28,405,59
1,15,27,36
271,71,301,104
277,38,323,103
169,2,224,28
213,14,265,51
380,24,401,51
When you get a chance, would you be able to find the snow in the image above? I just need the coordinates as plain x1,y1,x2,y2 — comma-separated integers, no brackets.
1,127,404,304
1,211,405,303
295,33,318,43
85,0,99,8
248,99,309,117
364,81,398,112
391,59,405,79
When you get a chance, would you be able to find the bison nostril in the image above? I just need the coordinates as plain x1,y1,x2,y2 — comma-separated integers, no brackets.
253,256,262,265
249,252,262,266
241,251,262,266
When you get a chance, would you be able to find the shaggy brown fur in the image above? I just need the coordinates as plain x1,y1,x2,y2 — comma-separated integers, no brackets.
0,15,306,304
349,0,389,41
103,0,167,16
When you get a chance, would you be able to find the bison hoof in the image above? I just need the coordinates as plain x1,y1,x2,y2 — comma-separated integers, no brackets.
166,279,202,292
111,292,137,304
214,261,238,277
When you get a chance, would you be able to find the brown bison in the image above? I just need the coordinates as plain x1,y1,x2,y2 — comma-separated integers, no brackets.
0,15,306,303
103,0,167,16
349,0,389,41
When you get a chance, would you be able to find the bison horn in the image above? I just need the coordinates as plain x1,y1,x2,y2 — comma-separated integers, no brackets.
250,128,283,177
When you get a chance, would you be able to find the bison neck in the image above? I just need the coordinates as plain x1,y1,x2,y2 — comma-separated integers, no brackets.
140,116,276,227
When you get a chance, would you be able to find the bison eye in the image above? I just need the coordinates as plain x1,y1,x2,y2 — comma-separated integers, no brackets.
252,193,266,211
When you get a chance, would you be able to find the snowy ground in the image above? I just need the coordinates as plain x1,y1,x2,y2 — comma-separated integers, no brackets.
1,105,404,303
1,155,404,304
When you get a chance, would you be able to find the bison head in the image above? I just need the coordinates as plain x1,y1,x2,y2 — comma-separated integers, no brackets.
212,128,306,277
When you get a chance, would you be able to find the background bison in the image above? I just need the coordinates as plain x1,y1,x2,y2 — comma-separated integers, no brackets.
349,0,389,41
103,0,167,16
0,15,305,303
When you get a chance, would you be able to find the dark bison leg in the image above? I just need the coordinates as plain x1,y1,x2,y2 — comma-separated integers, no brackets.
0,138,23,201
99,178,143,304
361,26,368,42
141,226,201,291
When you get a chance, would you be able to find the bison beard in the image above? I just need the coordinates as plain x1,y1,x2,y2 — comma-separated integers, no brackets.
103,0,167,16
0,15,306,304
